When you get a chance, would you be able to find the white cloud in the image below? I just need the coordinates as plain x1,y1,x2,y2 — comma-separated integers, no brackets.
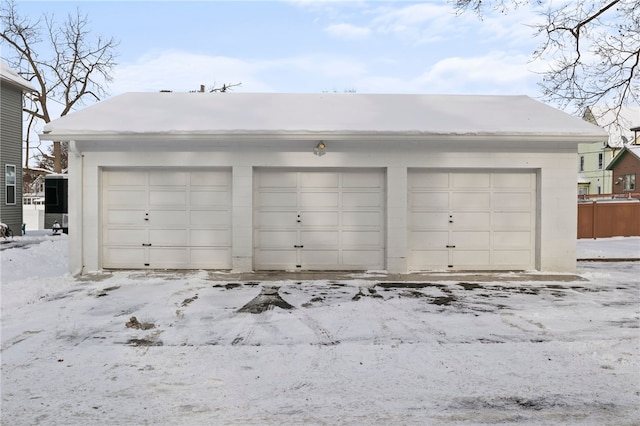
416,51,539,94
324,23,371,40
110,50,273,94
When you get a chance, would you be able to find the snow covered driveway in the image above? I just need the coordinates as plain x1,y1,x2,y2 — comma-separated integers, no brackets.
1,235,639,425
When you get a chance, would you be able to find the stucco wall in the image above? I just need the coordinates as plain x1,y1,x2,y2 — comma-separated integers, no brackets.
68,145,578,275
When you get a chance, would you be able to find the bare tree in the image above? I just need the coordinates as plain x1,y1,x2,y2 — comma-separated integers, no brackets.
453,0,639,125
1,0,118,173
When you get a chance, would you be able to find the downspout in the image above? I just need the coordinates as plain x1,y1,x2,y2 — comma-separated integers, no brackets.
69,140,84,276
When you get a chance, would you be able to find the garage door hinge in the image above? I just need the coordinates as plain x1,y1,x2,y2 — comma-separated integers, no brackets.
144,263,150,267
446,245,456,248
142,243,152,247
294,245,304,248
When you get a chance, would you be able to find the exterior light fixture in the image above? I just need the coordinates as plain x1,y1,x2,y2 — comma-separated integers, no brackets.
314,141,326,156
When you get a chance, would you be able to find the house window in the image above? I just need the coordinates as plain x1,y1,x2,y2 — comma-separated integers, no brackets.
623,174,636,191
5,164,16,205
579,156,585,172
598,153,604,169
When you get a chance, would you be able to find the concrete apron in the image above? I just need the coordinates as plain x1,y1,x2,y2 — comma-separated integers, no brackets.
205,270,585,283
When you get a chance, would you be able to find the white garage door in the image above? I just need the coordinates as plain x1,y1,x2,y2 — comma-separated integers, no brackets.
102,169,232,269
254,169,385,270
408,170,536,271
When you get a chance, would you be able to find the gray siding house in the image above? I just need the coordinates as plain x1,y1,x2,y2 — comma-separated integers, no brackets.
1,60,35,235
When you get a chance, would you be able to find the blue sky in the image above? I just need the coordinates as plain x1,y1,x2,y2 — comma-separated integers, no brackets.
11,0,546,98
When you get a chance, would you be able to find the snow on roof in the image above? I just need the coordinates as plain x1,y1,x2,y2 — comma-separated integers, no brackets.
42,92,607,141
0,60,36,92
584,106,639,148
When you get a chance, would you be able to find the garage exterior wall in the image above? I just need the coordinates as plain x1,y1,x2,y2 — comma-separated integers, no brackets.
68,146,577,275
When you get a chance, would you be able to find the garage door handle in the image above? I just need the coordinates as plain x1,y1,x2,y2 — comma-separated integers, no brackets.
142,243,152,247
294,245,304,248
446,245,456,248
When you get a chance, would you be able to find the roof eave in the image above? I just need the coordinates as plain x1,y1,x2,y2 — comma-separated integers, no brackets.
40,130,607,144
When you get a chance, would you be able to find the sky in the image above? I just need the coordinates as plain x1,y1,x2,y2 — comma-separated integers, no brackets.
6,0,547,101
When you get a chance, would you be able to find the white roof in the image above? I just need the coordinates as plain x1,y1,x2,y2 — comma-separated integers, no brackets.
43,92,606,142
0,60,36,92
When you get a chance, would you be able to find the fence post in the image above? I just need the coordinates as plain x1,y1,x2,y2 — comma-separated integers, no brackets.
592,201,597,239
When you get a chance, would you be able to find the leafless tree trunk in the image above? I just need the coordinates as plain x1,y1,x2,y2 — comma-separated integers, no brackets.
453,0,639,125
1,0,118,173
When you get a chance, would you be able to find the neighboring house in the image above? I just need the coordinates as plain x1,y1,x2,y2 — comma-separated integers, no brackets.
580,107,639,195
607,146,640,196
0,60,35,235
41,93,606,275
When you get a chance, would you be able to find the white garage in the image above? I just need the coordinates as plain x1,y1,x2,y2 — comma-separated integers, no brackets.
408,170,536,271
253,169,385,270
40,93,607,275
102,169,232,269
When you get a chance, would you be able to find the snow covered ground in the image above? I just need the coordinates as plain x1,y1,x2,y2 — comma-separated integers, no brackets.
1,233,639,425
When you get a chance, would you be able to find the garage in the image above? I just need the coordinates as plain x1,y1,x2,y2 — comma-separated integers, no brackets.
41,93,607,275
102,169,232,269
408,170,537,271
254,169,385,270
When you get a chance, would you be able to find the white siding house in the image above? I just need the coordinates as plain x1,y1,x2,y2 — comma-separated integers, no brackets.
41,93,606,275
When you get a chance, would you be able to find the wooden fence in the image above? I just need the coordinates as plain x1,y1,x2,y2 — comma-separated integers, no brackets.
578,200,640,239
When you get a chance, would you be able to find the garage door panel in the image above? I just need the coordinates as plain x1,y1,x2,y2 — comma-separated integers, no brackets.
493,212,533,229
451,192,490,210
257,230,297,248
409,172,448,188
342,250,382,266
255,249,296,267
493,231,532,248
410,231,448,249
106,229,147,245
150,229,188,246
191,210,229,227
301,211,339,227
106,190,147,208
410,212,449,230
149,171,188,186
452,250,490,266
191,190,230,207
105,210,145,226
493,250,532,265
493,192,534,209
149,190,187,206
190,248,232,268
150,210,188,226
301,192,339,208
342,231,381,246
343,211,380,226
258,172,298,188
301,250,339,265
452,231,490,248
190,229,231,246
257,192,297,208
257,211,298,227
149,248,189,266
191,171,230,186
300,173,339,188
104,247,145,266
408,250,448,269
301,230,339,246
411,192,449,209
452,173,490,188
493,173,534,188
342,192,382,207
343,172,383,188
454,212,490,229
106,172,146,186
